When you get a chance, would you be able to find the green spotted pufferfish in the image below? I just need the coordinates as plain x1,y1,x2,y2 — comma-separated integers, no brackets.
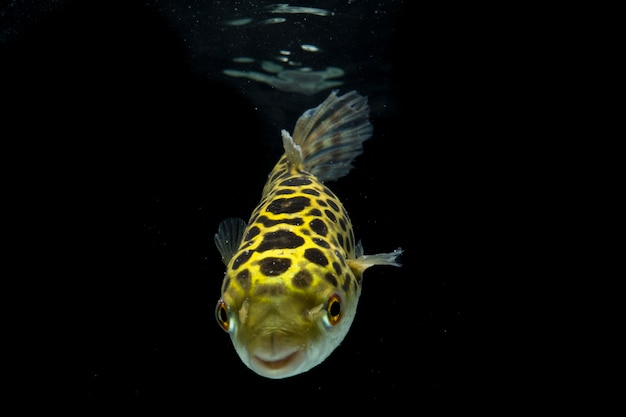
214,90,403,379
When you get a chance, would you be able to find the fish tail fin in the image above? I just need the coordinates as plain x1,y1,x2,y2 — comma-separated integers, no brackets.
284,90,373,182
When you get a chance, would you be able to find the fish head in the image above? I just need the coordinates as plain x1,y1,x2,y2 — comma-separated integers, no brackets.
215,284,358,379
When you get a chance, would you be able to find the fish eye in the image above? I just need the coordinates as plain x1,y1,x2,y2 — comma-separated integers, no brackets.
326,293,342,326
215,298,230,332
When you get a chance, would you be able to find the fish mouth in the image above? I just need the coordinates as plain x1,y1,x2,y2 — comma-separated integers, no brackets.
250,348,305,378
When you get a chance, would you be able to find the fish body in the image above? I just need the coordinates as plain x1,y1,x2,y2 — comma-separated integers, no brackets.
214,90,403,379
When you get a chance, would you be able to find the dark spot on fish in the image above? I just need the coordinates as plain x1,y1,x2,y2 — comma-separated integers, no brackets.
312,238,330,249
244,226,260,241
258,257,292,276
222,276,231,293
248,213,257,225
332,261,342,275
324,273,338,287
269,171,283,184
342,273,351,293
256,284,287,296
301,229,310,235
236,269,251,290
326,199,340,212
304,248,328,266
316,199,328,207
256,230,305,252
307,208,322,217
280,177,312,187
339,218,347,231
302,188,320,196
337,234,344,248
266,196,310,214
335,250,346,266
292,270,313,289
257,215,303,227
309,219,328,237
232,250,253,270
278,170,293,180
325,209,337,222
275,188,296,195
322,186,336,199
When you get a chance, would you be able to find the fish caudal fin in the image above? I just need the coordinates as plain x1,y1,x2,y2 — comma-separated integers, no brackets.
286,90,373,182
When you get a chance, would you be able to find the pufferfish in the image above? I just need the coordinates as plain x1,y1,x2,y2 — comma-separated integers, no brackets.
214,90,403,379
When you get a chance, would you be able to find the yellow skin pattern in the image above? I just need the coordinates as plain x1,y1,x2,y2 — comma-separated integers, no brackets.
218,155,362,379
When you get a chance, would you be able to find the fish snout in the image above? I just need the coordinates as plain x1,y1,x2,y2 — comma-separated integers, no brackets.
247,332,306,379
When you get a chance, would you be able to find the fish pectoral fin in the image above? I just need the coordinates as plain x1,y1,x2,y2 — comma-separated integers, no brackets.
214,217,247,265
347,247,404,276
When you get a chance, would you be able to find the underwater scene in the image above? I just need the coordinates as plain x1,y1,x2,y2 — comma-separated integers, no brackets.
1,0,510,411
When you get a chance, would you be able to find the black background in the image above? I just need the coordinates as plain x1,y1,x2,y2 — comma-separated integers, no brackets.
2,0,530,411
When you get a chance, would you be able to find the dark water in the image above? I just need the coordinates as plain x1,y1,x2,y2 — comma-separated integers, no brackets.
2,0,518,411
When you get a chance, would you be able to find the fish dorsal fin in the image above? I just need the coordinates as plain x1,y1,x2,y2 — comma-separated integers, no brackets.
287,90,373,182
281,129,304,167
214,217,247,265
